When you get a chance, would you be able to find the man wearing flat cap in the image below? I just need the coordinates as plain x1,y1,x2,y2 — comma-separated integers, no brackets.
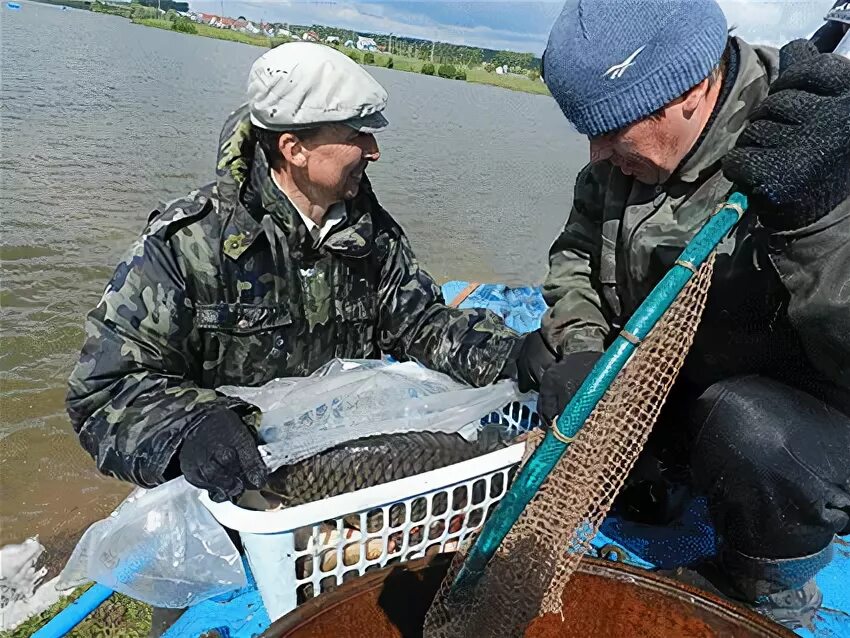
67,43,522,508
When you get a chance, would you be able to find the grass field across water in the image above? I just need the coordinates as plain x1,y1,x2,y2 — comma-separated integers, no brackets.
131,19,550,96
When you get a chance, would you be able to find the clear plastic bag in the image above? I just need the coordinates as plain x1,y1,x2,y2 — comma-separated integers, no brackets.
219,358,523,472
57,478,246,608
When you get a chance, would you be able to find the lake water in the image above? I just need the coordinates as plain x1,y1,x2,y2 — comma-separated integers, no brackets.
0,1,587,558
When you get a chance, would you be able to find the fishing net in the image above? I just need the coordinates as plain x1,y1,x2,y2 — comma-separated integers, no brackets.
424,255,716,638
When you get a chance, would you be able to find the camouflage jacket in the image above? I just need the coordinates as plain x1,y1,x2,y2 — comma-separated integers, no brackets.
542,38,850,408
67,106,520,488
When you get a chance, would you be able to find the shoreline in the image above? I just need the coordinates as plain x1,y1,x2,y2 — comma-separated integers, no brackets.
123,16,550,97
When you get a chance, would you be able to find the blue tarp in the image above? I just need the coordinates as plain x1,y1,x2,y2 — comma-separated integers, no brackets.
442,281,548,335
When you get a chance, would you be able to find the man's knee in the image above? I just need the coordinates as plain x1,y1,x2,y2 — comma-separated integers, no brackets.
689,375,793,475
691,375,850,474
688,375,850,557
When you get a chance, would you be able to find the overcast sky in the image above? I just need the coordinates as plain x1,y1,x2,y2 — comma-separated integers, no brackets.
188,1,836,54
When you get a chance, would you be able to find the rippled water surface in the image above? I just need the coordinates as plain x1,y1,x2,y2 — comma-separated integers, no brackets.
0,0,587,552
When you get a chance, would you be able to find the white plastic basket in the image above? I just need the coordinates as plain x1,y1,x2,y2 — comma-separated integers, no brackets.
201,400,538,621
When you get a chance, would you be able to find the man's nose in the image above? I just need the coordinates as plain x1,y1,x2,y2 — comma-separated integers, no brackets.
361,134,381,162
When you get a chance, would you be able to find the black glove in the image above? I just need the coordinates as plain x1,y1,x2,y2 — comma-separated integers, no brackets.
537,350,602,424
722,39,850,231
179,410,268,503
512,330,559,393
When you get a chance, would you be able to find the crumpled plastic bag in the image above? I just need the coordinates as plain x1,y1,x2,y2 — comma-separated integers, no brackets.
57,478,246,608
219,358,524,472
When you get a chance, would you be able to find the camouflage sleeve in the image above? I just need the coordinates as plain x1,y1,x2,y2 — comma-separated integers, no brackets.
768,198,850,397
66,215,255,488
541,164,611,355
374,230,521,388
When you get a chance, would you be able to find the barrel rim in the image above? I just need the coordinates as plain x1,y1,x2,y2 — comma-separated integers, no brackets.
262,554,794,637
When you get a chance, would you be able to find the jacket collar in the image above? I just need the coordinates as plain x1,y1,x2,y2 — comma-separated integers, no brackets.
673,38,778,185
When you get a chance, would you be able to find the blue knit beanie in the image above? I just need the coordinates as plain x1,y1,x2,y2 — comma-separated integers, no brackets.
544,0,728,137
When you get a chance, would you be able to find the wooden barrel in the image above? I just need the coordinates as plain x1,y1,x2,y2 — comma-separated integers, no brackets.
262,555,792,638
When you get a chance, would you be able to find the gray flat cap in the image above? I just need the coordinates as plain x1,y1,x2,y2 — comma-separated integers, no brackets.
247,42,389,133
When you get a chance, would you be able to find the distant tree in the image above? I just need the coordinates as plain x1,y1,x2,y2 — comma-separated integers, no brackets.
483,62,495,73
136,0,188,12
527,69,540,81
164,8,178,20
346,50,361,63
420,62,435,76
492,50,536,70
455,68,467,81
363,52,375,65
172,17,197,33
385,56,394,69
238,15,247,20
131,5,157,20
437,64,456,79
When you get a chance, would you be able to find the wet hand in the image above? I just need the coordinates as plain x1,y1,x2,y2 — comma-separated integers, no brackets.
179,410,268,502
722,39,850,231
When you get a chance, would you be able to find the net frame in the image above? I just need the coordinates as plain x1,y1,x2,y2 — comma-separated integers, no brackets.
425,255,716,637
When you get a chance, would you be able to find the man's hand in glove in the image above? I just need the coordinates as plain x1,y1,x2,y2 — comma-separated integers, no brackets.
179,410,268,502
511,330,559,393
537,351,602,424
722,39,850,231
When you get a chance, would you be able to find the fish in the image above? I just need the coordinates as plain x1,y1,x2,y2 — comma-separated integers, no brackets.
264,427,515,510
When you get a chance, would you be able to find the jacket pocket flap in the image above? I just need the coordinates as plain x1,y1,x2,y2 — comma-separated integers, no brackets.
195,303,292,333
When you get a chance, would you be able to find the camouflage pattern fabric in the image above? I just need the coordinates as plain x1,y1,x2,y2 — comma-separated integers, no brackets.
67,105,520,488
542,37,850,409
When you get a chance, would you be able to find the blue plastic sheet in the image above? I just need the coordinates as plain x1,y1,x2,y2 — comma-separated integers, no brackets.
441,282,547,335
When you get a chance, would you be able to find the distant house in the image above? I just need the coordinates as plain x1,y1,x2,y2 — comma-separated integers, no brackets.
302,31,319,42
216,17,236,29
344,39,354,48
495,65,509,75
242,21,261,34
325,35,340,44
195,12,216,23
277,28,292,37
356,36,378,52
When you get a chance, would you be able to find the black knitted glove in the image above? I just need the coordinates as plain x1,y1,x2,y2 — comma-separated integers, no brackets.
179,410,268,502
722,39,850,231
537,351,602,424
513,330,560,393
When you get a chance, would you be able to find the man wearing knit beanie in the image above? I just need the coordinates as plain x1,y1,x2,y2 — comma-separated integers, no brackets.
513,0,850,629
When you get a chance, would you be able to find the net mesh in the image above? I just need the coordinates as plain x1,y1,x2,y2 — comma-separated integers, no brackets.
424,255,716,638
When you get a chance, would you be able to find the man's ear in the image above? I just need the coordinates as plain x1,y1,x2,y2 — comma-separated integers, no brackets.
682,77,711,119
279,133,307,168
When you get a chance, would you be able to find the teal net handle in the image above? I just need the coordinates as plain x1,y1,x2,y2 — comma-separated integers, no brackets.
451,192,748,593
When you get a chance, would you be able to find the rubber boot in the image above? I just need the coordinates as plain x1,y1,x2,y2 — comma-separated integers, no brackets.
718,545,832,631
660,543,832,630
